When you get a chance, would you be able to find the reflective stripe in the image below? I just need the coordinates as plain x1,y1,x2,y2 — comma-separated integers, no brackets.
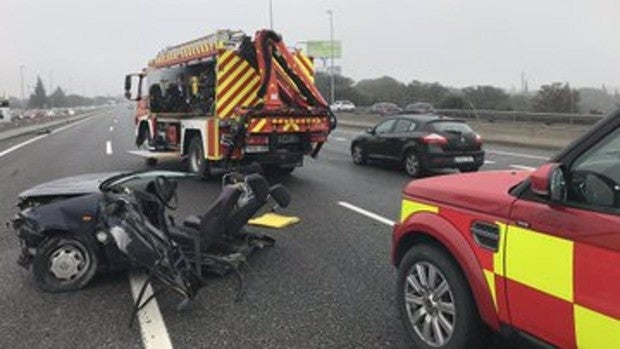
493,222,508,276
505,226,574,302
400,199,438,222
574,304,620,348
484,269,497,310
251,118,268,133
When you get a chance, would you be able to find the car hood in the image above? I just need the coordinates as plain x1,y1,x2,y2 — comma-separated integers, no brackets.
404,170,531,216
19,172,124,199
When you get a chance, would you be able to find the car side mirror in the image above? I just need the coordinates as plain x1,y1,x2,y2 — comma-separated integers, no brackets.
530,163,566,202
366,128,375,135
124,73,143,101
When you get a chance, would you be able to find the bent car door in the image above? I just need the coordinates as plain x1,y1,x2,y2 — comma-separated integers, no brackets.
504,127,620,347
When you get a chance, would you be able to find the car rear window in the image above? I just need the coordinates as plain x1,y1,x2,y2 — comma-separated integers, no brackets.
427,121,474,134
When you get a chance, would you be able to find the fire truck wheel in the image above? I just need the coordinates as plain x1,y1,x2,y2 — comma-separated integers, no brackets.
397,244,488,349
187,136,209,177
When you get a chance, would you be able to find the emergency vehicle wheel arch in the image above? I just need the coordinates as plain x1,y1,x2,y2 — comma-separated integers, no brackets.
181,127,208,158
395,212,501,331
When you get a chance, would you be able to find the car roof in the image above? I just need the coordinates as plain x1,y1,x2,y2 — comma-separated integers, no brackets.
390,113,446,122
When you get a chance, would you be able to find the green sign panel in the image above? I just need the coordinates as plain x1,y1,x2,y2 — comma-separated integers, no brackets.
306,40,341,59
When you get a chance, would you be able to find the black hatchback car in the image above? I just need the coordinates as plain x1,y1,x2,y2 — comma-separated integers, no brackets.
350,114,484,177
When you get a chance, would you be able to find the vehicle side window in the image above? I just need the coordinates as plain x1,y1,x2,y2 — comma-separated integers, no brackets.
394,119,414,133
375,119,396,134
567,127,620,212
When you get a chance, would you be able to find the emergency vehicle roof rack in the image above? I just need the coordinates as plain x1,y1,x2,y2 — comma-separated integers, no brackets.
149,29,246,68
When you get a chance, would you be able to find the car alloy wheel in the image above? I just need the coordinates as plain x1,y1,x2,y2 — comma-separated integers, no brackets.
352,144,366,165
404,262,456,347
404,152,421,177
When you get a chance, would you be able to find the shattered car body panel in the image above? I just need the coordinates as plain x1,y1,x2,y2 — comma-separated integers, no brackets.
11,170,293,312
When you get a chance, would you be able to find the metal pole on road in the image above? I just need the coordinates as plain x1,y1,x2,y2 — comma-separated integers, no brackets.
327,9,335,105
269,0,274,29
19,65,26,108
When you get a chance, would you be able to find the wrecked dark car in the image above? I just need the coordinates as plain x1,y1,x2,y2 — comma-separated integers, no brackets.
11,170,294,308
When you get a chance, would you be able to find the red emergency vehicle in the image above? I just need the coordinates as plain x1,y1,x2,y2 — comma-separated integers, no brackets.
124,29,334,176
393,111,620,348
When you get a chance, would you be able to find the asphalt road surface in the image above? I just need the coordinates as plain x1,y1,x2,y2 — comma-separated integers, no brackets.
0,106,554,348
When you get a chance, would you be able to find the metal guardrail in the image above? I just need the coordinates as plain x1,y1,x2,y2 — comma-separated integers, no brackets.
348,106,606,125
432,109,604,125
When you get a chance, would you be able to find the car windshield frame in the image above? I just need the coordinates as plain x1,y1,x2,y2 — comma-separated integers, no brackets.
99,170,197,192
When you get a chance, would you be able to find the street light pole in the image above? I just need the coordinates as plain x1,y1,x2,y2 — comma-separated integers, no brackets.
327,9,335,105
19,65,25,108
269,0,274,29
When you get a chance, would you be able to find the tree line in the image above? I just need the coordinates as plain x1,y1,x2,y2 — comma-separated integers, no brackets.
315,72,620,114
23,76,117,109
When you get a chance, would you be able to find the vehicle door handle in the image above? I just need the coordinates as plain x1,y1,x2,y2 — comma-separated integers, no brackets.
471,221,500,252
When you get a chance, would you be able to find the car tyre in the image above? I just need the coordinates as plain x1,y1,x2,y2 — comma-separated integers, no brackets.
33,234,98,293
397,244,487,349
351,143,367,165
403,151,423,177
187,136,210,177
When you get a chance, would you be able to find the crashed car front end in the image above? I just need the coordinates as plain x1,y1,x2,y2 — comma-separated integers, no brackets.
12,208,43,269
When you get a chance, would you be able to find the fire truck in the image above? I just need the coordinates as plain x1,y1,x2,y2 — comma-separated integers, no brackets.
124,29,335,176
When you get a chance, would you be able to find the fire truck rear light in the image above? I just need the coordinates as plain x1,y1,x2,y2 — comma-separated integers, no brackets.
421,133,448,145
246,135,270,145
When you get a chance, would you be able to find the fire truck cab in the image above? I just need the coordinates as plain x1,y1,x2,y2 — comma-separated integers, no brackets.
124,29,334,176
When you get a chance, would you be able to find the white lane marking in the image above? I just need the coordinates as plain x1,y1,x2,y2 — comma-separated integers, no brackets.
0,115,99,158
128,271,173,349
338,201,395,227
109,126,114,132
509,164,536,171
333,136,348,142
487,149,549,160
0,135,48,158
114,118,119,124
52,115,97,133
106,140,113,155
484,160,496,164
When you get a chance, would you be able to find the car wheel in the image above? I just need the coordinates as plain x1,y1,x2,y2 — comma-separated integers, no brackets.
459,166,480,173
33,234,98,293
187,136,210,177
351,143,367,165
404,151,423,177
397,245,487,349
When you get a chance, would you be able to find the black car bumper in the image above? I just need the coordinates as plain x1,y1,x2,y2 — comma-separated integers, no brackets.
420,150,485,170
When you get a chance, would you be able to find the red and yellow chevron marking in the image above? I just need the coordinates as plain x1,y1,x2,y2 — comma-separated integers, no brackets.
294,52,314,83
247,117,329,134
215,50,261,118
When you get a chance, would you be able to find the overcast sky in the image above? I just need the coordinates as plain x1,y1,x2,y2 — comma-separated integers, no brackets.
2,0,619,97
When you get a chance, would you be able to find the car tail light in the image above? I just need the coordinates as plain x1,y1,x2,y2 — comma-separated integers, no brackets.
421,133,448,145
246,135,270,145
475,134,483,144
